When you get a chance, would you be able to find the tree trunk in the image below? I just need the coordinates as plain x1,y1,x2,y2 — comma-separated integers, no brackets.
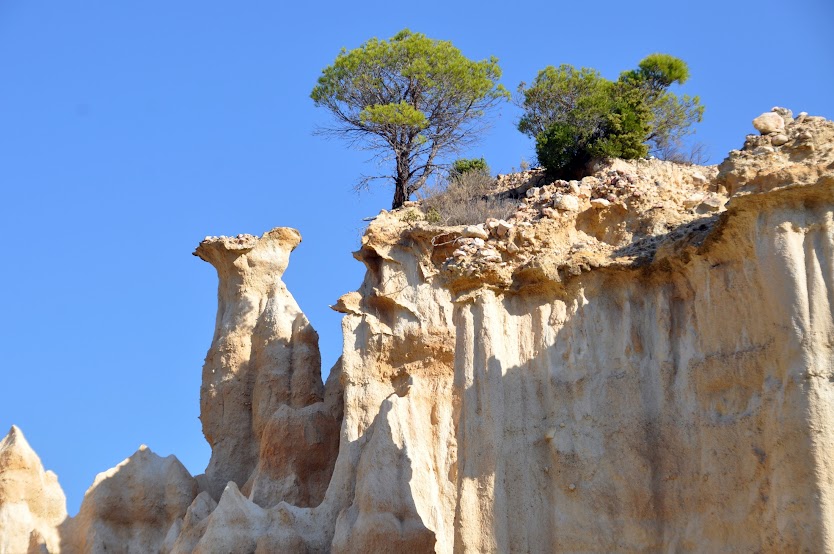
392,179,407,209
392,155,409,209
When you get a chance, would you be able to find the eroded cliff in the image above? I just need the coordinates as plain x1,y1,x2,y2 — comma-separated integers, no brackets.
1,107,833,553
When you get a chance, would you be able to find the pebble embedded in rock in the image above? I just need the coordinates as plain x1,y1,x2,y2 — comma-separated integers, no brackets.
553,194,580,211
590,198,610,209
752,112,785,134
698,195,725,212
771,106,793,124
479,248,501,261
690,171,708,185
683,192,705,209
495,220,513,237
462,225,489,240
771,134,789,146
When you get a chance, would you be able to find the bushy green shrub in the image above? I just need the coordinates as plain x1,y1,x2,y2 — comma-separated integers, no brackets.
451,157,489,178
518,54,703,177
530,79,650,177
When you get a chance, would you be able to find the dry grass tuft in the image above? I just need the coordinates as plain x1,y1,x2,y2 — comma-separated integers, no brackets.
420,171,517,226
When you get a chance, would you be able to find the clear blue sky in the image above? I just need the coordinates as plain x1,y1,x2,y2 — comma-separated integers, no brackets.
1,1,831,515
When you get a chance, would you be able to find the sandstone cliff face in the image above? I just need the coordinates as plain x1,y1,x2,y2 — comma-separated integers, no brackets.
332,109,834,552
1,108,832,552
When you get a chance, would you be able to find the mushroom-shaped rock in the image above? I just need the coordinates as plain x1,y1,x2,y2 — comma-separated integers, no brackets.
0,426,67,554
64,445,198,553
194,227,330,500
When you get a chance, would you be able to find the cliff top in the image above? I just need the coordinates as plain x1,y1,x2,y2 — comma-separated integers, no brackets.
355,108,833,296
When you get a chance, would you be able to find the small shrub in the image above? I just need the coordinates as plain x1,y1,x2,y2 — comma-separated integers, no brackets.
420,170,516,226
401,209,423,224
425,207,442,224
451,157,489,178
657,140,709,165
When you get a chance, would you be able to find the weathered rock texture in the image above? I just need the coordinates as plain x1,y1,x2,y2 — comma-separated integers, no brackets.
192,228,341,507
1,107,833,552
0,426,66,554
60,446,197,553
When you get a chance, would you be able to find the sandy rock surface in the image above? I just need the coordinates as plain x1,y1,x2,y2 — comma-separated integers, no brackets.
61,446,197,553
192,228,341,506
0,426,66,554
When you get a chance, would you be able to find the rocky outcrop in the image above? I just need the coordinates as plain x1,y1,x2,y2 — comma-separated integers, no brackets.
192,228,341,507
2,108,833,552
0,426,66,554
61,446,197,553
719,107,833,197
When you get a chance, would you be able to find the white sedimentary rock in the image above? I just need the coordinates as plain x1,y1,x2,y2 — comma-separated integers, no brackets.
553,193,580,211
0,426,66,554
752,111,784,134
462,224,489,240
192,228,340,506
63,445,197,553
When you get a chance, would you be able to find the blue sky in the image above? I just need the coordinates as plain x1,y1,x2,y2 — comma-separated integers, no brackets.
1,1,831,515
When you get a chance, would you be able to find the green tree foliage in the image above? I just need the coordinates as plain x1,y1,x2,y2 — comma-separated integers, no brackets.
311,30,509,209
518,54,703,176
450,157,489,178
520,66,651,177
622,53,689,93
621,53,704,159
517,65,610,140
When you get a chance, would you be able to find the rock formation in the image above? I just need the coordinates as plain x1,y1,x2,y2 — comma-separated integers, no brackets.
192,228,341,507
60,446,197,553
0,426,66,554
1,107,833,552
